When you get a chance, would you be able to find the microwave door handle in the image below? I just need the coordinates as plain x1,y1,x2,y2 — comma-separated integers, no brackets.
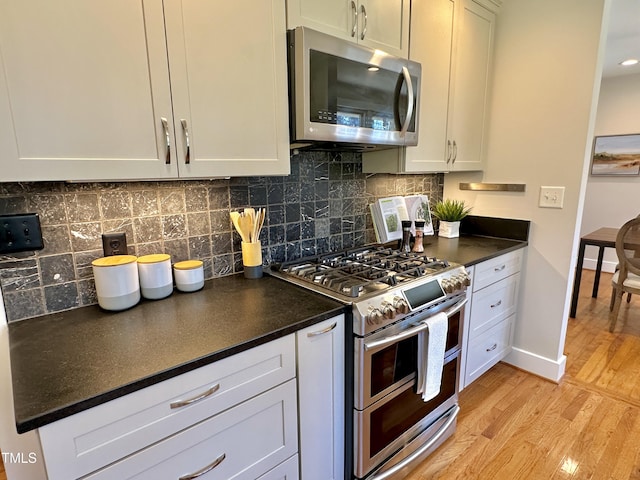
400,66,414,135
364,321,430,351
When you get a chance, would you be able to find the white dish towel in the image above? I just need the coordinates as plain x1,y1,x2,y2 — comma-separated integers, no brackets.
416,312,448,402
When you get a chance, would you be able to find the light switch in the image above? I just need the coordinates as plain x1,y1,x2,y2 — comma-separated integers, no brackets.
539,186,565,208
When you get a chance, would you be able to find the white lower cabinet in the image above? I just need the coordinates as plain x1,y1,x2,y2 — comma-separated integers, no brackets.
461,250,523,388
258,454,300,480
37,313,347,480
296,314,345,480
38,335,297,480
84,381,298,480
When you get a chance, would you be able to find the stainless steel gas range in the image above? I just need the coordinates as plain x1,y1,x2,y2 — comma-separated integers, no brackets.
271,246,470,480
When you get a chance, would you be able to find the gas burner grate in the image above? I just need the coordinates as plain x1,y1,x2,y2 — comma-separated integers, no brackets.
277,246,454,299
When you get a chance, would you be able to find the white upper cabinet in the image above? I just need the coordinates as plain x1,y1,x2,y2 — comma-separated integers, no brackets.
362,0,496,173
0,0,290,182
448,0,496,171
287,0,410,57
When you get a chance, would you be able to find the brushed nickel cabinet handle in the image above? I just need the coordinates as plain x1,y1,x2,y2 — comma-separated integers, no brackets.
494,265,506,272
486,343,498,352
490,300,502,308
170,384,220,409
447,140,452,164
452,140,458,163
360,4,368,40
351,1,357,37
161,117,171,164
179,453,226,480
181,119,190,165
307,321,337,337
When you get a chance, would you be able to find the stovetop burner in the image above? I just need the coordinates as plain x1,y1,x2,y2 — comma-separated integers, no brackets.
275,246,453,299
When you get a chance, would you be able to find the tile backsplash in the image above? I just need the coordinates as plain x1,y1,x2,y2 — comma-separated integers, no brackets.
0,151,443,321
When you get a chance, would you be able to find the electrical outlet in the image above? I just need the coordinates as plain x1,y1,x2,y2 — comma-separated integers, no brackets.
0,213,44,254
102,232,128,256
539,186,565,209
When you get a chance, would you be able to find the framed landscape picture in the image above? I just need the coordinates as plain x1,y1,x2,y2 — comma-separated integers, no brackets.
591,134,640,176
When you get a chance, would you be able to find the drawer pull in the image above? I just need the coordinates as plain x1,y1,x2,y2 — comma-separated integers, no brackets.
307,322,337,337
490,300,502,308
494,265,506,272
179,453,226,480
486,343,498,352
170,384,220,409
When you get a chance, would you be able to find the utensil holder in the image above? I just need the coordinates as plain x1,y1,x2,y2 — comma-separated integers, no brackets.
241,241,263,279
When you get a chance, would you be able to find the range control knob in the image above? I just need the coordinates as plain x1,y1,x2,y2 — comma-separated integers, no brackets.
381,301,396,319
366,307,385,325
392,296,410,314
441,280,455,294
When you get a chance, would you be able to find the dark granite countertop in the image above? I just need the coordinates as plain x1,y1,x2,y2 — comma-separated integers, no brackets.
420,234,527,267
9,274,345,433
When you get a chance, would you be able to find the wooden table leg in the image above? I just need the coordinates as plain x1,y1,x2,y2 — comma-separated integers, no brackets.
592,246,605,298
570,240,586,318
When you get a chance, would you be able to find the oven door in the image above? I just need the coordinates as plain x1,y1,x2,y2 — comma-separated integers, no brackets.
354,295,465,410
354,350,460,479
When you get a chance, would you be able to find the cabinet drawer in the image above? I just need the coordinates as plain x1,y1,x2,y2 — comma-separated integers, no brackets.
258,455,300,480
472,250,523,292
465,317,512,385
85,380,298,480
39,335,296,480
468,274,519,337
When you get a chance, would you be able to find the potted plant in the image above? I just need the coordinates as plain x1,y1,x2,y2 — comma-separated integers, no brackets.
431,199,472,238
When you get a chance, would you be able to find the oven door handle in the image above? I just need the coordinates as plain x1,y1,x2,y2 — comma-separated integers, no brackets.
368,404,460,480
363,297,468,351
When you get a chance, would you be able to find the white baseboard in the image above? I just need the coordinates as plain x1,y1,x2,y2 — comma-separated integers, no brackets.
503,347,566,383
583,258,617,273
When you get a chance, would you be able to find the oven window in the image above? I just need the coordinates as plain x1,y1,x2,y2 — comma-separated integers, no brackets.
371,337,417,397
369,357,457,457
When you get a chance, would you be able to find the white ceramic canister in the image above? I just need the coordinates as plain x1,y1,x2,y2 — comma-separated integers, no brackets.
92,255,140,311
173,260,205,292
137,254,173,300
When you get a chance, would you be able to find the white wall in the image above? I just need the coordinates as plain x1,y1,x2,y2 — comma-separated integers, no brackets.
581,72,640,272
445,0,610,380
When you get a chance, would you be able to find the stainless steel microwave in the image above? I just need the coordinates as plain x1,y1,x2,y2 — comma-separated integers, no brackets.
287,26,421,151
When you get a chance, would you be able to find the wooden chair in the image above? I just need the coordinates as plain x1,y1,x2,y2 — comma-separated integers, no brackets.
609,216,640,332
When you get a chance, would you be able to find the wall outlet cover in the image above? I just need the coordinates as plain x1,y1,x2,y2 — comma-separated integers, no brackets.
102,232,128,256
0,213,45,254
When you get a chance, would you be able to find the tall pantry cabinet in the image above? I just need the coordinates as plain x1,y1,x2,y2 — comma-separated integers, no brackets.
362,0,497,173
0,0,290,182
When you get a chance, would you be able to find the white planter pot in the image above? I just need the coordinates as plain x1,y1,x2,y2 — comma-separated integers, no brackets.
438,221,460,238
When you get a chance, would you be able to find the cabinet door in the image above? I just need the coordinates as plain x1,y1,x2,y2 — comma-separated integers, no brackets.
358,0,410,58
402,0,455,172
297,315,345,480
448,0,495,171
287,0,354,41
164,0,290,177
0,0,178,182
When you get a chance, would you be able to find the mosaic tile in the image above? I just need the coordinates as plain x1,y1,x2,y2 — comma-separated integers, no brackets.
40,254,75,286
0,151,444,321
66,193,100,223
44,282,79,313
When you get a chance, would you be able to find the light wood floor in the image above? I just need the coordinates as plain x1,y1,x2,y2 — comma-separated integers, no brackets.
0,270,637,480
408,269,640,480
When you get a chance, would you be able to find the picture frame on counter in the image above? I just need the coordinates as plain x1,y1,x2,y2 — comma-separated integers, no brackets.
590,133,640,176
